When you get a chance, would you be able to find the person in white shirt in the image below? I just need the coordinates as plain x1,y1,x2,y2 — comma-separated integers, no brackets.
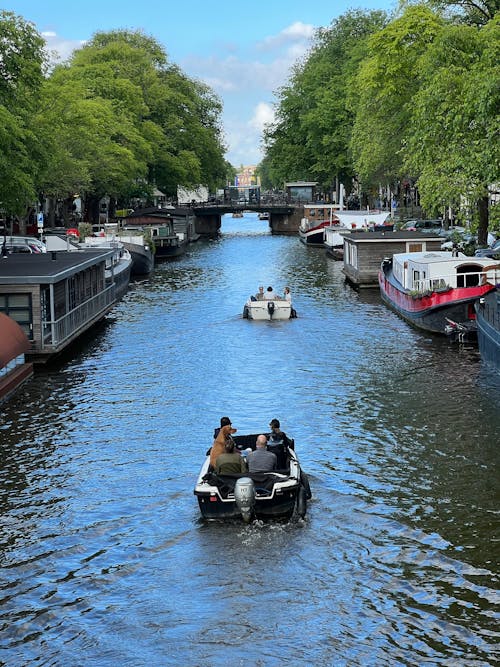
283,286,291,302
265,286,276,299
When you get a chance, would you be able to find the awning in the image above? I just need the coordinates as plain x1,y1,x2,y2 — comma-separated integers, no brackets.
0,313,30,367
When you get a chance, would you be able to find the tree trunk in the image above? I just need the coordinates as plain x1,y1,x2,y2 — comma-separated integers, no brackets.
477,195,489,246
83,194,101,225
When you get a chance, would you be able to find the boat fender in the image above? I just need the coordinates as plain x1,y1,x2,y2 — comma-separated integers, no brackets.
296,486,307,518
267,301,275,316
300,471,312,500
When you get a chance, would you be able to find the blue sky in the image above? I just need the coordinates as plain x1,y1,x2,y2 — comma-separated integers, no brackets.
5,0,395,167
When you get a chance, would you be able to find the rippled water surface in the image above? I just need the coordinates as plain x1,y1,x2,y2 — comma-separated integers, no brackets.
1,214,499,666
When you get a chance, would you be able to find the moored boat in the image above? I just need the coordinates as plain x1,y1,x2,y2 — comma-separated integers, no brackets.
118,234,154,275
378,251,500,334
300,205,391,246
243,297,296,320
194,432,310,522
475,288,500,371
43,234,132,301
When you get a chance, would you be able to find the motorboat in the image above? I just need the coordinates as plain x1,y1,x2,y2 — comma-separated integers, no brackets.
378,250,500,334
194,432,311,522
475,288,500,371
243,297,297,320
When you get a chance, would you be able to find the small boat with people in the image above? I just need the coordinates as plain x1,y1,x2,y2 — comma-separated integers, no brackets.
194,425,311,523
378,250,500,335
243,286,297,320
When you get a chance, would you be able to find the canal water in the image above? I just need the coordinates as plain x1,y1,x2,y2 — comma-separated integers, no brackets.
1,213,499,666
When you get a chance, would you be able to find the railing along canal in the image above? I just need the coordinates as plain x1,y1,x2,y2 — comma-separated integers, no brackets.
42,285,115,349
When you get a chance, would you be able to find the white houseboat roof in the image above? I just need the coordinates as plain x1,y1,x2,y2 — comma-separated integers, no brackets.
393,251,496,268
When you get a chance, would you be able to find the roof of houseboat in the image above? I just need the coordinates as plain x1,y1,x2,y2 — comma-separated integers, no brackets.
345,231,442,242
0,249,113,283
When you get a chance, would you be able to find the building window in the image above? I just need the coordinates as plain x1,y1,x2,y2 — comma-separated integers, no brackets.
0,293,33,338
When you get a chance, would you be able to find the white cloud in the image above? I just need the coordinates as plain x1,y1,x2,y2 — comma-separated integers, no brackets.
250,102,275,132
257,21,316,51
41,31,86,64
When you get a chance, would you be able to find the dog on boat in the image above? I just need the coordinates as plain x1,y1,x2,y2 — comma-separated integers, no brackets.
210,424,237,468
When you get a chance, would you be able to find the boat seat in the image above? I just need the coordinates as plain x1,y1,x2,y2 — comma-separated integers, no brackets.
202,471,290,498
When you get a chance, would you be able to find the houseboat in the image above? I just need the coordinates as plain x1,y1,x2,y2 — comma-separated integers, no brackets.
0,249,118,364
343,231,444,287
378,251,500,334
122,208,187,260
299,204,341,246
44,234,132,301
475,288,500,371
299,206,391,246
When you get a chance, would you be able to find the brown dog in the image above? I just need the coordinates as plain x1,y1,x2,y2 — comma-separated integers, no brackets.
210,424,237,468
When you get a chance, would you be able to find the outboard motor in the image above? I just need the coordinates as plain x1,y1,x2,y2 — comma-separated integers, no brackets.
234,477,256,523
267,301,275,318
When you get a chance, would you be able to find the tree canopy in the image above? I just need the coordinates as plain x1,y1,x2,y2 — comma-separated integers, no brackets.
0,11,46,214
261,1,499,232
0,18,228,222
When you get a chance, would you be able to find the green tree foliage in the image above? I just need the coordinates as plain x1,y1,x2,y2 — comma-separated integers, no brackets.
0,11,46,214
48,29,227,210
405,15,500,240
350,5,445,190
263,10,387,190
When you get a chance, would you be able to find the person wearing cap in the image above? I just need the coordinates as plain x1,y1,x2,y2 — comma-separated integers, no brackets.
246,435,277,473
213,416,231,439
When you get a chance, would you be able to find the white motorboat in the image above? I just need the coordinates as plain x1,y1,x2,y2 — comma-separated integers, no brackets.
243,297,297,320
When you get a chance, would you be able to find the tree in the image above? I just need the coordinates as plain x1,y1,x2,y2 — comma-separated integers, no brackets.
262,10,387,192
0,11,46,216
405,15,500,242
350,6,445,193
425,0,499,25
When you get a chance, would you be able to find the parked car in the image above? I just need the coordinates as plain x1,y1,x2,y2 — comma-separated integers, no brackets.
475,239,500,258
401,219,442,231
1,236,47,254
441,230,476,253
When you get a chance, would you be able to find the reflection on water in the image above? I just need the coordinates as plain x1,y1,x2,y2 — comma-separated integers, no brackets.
1,213,498,666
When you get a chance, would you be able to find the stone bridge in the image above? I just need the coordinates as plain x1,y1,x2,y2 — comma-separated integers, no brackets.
191,203,304,237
